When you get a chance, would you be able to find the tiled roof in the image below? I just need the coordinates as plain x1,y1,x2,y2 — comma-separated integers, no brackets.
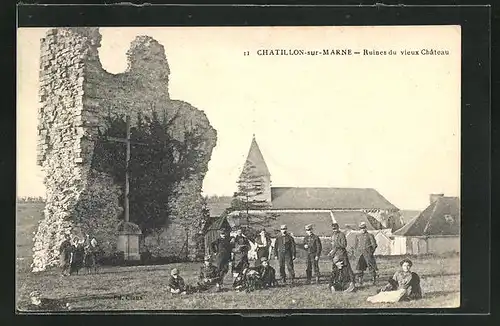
331,211,383,231
264,211,334,236
226,209,387,237
399,210,421,224
393,197,460,236
206,215,230,231
270,187,398,210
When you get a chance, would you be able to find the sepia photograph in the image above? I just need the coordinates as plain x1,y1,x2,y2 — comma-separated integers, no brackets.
16,25,461,311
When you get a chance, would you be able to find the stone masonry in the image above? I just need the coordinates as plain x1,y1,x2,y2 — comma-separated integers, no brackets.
32,28,216,272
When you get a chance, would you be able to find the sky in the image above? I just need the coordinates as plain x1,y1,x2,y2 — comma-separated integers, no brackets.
17,26,461,210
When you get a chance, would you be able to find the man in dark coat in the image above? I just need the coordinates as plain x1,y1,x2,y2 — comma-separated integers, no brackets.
254,229,272,266
328,223,355,287
256,257,277,288
353,222,378,285
273,224,296,284
303,224,322,284
210,229,233,284
59,234,72,276
231,227,250,276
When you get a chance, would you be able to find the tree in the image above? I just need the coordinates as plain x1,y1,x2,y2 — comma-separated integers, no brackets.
92,108,205,238
230,163,278,233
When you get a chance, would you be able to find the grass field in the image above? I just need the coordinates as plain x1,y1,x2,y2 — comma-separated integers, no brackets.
16,202,460,311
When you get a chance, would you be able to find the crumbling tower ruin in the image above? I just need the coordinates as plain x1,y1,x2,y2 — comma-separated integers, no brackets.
32,27,217,272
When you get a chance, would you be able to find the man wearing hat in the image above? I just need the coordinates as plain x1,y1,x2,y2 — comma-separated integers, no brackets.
303,224,322,284
210,228,234,284
273,224,296,284
256,256,277,288
353,222,378,286
328,223,355,286
167,268,187,295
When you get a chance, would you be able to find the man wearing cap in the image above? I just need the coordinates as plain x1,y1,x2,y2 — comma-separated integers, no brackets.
328,223,355,286
256,257,277,288
167,268,188,295
353,222,378,285
273,224,296,284
303,224,322,284
210,229,234,284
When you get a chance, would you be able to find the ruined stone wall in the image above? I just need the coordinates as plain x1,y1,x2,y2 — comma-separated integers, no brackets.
33,28,216,272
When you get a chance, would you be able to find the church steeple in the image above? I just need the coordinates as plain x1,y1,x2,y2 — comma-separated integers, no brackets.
243,134,271,177
239,135,272,204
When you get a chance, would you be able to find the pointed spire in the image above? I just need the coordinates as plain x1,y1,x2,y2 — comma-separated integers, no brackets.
242,135,271,177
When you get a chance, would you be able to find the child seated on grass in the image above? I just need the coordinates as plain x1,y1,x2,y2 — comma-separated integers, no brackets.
197,255,223,292
255,257,277,289
167,268,189,295
232,267,262,293
18,290,71,311
328,255,355,293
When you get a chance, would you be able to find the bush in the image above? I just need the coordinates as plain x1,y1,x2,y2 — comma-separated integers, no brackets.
99,251,125,266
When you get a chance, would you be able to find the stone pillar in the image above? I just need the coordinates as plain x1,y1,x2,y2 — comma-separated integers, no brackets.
117,221,142,261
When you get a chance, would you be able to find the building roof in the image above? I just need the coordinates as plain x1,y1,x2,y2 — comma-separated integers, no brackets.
226,209,387,237
393,196,460,236
399,210,421,224
331,211,383,230
206,215,230,231
270,187,398,210
265,211,334,237
206,196,233,217
241,136,271,177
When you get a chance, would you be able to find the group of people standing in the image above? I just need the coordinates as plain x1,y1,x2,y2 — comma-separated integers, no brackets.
265,221,380,292
166,220,404,297
59,233,100,276
206,221,382,292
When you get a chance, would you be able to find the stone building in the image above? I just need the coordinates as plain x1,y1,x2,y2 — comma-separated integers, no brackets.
392,195,460,255
32,27,216,271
